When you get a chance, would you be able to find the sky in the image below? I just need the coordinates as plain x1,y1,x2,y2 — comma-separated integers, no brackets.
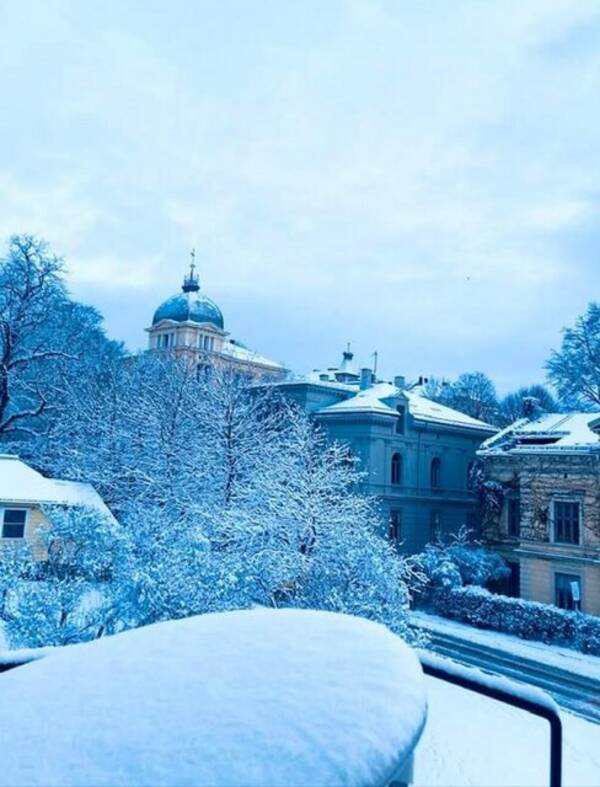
1,0,599,393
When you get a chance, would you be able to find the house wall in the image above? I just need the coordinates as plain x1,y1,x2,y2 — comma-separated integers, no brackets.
0,502,49,560
319,413,484,554
481,452,600,615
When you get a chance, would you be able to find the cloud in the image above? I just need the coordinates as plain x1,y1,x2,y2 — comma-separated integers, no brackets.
1,0,599,388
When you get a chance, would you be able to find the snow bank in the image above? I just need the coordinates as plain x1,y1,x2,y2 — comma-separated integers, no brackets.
412,610,600,681
0,609,427,787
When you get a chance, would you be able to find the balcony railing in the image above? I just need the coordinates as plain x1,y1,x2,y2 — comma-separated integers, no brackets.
419,650,562,787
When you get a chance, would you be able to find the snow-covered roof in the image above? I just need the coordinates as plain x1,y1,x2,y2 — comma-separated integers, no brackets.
220,339,285,371
0,455,115,520
479,412,600,455
0,609,427,787
318,382,496,432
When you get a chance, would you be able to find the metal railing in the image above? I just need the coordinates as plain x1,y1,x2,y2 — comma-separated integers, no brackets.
419,650,562,787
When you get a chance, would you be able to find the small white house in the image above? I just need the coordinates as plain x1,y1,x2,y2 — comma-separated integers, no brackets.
0,455,115,559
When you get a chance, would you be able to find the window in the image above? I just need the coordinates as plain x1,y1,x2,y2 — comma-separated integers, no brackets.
554,500,580,544
395,406,405,435
2,509,26,538
467,461,475,490
391,453,402,485
507,497,521,538
555,573,581,611
159,333,174,349
430,510,442,542
389,510,402,543
430,457,441,490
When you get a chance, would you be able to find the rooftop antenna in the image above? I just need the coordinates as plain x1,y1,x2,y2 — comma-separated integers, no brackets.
372,350,378,375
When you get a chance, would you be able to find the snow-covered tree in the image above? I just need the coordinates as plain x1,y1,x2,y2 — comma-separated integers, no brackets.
0,235,122,441
10,362,420,646
499,384,559,426
417,526,508,593
1,506,128,648
546,302,600,409
424,372,499,424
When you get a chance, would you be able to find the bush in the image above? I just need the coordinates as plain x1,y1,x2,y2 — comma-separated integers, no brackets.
417,534,509,593
430,585,600,655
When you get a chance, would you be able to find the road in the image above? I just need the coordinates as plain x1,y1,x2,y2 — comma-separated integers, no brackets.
417,625,600,724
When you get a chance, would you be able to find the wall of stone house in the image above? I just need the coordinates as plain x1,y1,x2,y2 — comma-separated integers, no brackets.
482,453,600,548
0,504,48,560
481,453,600,614
518,555,600,616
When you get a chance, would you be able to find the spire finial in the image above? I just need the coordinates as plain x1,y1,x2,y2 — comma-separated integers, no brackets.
182,249,200,293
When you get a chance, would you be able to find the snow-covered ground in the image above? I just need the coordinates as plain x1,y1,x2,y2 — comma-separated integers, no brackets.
416,675,600,787
411,610,600,680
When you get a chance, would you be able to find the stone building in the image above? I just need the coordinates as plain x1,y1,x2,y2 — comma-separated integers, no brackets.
147,260,286,380
477,411,600,615
274,350,496,554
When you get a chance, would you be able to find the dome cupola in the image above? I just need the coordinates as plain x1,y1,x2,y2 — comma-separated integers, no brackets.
152,253,224,330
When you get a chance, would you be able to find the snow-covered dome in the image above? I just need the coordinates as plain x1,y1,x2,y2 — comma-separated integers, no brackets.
152,263,224,330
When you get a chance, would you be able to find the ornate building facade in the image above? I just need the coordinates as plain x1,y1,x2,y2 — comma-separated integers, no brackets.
478,411,600,615
274,350,497,554
147,260,286,380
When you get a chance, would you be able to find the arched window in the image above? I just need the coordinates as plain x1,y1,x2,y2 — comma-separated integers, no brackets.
430,457,441,489
391,453,402,485
467,461,475,490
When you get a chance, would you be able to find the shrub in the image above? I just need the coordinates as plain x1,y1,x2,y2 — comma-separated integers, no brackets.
430,585,600,655
417,532,509,593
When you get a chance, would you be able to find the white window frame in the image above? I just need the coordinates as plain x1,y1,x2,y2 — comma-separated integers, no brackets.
1,506,29,539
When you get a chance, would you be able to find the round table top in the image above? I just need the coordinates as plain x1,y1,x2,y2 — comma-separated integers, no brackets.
0,609,427,787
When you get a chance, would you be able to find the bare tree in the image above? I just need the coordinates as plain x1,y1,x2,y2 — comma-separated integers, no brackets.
0,235,68,435
546,302,600,409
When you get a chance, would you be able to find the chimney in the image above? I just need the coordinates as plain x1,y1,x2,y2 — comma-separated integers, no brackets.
522,397,542,420
360,368,372,391
394,375,406,390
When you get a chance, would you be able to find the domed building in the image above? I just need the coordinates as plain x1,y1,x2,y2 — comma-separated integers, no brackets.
147,258,286,380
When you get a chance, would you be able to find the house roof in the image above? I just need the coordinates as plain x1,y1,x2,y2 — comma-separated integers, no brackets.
220,340,285,371
479,412,600,455
317,382,496,433
0,455,116,521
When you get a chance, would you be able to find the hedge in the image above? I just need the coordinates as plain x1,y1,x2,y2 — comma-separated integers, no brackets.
430,585,600,656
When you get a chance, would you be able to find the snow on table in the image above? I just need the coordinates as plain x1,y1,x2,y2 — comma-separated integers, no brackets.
0,609,427,787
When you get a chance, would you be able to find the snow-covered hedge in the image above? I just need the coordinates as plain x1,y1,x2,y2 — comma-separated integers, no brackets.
430,586,600,655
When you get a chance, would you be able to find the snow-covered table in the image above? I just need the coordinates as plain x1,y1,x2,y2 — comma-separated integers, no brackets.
0,609,427,787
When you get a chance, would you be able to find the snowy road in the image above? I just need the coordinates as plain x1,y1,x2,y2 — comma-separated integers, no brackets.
414,620,600,723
